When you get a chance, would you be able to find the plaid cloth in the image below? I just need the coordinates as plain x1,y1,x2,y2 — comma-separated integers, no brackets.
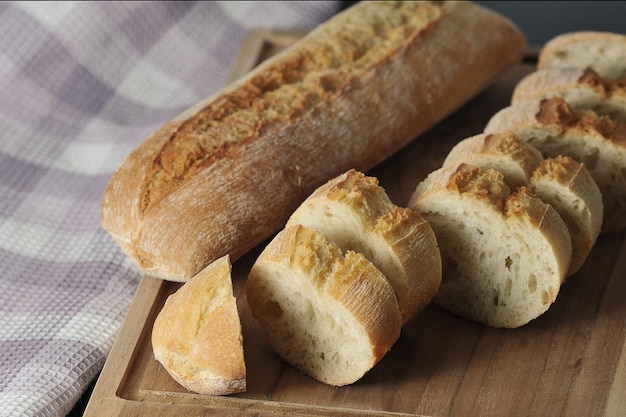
0,2,339,416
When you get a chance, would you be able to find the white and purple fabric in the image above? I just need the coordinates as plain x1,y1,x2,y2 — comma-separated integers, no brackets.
0,2,339,416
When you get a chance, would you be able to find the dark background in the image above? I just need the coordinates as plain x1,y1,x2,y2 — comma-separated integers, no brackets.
341,1,626,47
475,1,626,46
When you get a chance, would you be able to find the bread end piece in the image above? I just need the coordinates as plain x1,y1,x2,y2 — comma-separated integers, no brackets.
151,255,246,395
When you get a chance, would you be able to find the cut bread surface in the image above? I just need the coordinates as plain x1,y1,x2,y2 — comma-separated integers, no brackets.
286,169,441,324
443,132,602,275
538,31,626,79
246,225,402,386
484,97,626,233
409,163,571,328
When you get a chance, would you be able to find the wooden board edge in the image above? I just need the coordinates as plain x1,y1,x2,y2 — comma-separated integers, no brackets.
604,240,626,414
83,276,166,416
83,29,307,417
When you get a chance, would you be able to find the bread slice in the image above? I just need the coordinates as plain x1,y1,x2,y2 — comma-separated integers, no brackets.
530,156,603,276
443,132,603,275
246,225,402,386
511,67,626,122
151,255,246,395
408,163,572,328
537,31,626,79
484,97,626,233
285,169,441,324
444,131,544,189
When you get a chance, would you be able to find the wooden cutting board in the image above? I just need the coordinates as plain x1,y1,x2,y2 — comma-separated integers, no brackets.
84,29,626,417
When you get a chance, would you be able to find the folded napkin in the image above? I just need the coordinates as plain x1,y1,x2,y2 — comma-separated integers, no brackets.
0,2,339,416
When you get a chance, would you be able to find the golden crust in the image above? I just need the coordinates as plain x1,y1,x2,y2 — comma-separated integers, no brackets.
101,0,525,281
444,132,544,188
246,225,402,386
485,97,626,232
442,132,603,276
286,169,442,324
151,255,246,395
409,163,572,328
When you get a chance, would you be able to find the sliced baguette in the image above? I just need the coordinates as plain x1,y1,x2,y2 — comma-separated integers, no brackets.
443,132,603,275
285,169,441,324
151,255,246,395
246,225,402,386
444,131,544,189
529,156,603,275
511,67,626,122
484,97,626,233
100,1,525,281
537,31,626,79
408,163,572,328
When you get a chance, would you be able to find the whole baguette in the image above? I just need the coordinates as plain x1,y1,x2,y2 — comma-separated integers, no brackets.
101,1,526,281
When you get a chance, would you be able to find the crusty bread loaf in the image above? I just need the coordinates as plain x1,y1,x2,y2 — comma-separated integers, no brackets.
285,169,441,324
246,225,402,386
100,1,526,281
484,97,626,233
443,132,603,276
537,31,626,79
408,163,572,328
511,67,626,122
151,255,246,395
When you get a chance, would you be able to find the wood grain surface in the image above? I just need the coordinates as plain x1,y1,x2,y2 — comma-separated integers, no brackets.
84,30,626,417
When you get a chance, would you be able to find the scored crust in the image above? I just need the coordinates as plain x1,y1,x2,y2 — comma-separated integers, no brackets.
443,132,603,275
484,97,626,233
151,255,246,395
408,163,572,328
444,131,545,189
246,225,402,386
100,0,526,281
511,67,626,122
530,155,603,275
285,169,442,324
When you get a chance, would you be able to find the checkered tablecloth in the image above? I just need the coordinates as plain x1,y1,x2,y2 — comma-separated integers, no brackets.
0,2,339,416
